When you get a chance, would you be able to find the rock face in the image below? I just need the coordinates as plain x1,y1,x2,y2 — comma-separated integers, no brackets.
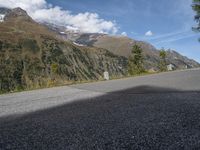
165,50,199,68
4,7,32,21
75,34,200,70
49,28,200,70
0,7,10,14
0,8,127,92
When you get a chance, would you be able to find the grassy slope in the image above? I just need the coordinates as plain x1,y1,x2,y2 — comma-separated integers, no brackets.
91,35,200,70
0,15,127,92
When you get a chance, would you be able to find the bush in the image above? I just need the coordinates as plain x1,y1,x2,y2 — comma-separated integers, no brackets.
22,39,40,53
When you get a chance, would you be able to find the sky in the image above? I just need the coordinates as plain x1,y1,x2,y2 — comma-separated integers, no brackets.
0,0,199,62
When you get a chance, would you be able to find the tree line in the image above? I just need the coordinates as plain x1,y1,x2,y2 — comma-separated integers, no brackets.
192,0,200,41
128,45,167,76
192,0,200,32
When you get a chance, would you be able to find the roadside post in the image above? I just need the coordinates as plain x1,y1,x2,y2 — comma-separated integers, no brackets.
104,71,109,80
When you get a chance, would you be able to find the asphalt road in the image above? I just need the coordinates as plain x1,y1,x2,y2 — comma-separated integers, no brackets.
0,69,200,149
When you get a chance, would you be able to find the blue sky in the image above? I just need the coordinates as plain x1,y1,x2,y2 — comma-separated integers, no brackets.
46,0,200,62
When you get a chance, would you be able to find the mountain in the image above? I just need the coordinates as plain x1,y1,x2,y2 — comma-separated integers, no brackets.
0,7,10,22
0,8,127,92
0,7,199,93
0,7,10,14
77,34,200,69
48,26,200,70
4,7,32,22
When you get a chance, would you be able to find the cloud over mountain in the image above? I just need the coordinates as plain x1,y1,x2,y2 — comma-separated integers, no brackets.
145,30,153,36
0,0,118,34
121,32,127,36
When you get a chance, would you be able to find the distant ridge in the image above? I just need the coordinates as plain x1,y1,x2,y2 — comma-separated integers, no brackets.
44,23,200,70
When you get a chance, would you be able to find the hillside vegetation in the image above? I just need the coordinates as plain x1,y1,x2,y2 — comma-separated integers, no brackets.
0,7,199,93
0,8,127,92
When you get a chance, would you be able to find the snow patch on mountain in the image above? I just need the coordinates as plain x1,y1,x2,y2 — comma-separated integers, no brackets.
0,14,5,22
73,42,85,47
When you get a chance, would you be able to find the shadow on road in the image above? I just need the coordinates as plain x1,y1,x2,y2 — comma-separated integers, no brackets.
0,86,200,150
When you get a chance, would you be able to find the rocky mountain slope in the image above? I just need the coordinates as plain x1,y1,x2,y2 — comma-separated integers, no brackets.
0,7,199,93
84,34,199,69
0,8,127,92
49,27,200,70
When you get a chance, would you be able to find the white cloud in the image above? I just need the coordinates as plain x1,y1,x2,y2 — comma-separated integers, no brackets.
0,0,118,34
145,30,153,36
121,32,127,36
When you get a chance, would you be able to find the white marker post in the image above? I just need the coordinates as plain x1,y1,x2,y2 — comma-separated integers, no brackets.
104,71,109,80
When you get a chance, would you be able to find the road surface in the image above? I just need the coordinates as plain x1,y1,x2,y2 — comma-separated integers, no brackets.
0,69,200,149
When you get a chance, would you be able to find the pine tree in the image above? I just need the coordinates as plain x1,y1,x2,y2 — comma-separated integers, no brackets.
192,0,200,40
159,49,167,72
128,45,144,75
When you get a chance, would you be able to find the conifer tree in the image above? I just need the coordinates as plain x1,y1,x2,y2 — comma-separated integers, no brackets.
128,45,144,75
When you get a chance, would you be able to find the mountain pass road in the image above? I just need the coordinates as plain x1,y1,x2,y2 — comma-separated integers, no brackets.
0,69,200,149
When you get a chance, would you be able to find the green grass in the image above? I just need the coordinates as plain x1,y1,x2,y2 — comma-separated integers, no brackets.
0,71,161,95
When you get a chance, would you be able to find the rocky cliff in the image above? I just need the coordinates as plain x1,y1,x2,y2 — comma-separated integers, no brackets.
50,29,200,70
